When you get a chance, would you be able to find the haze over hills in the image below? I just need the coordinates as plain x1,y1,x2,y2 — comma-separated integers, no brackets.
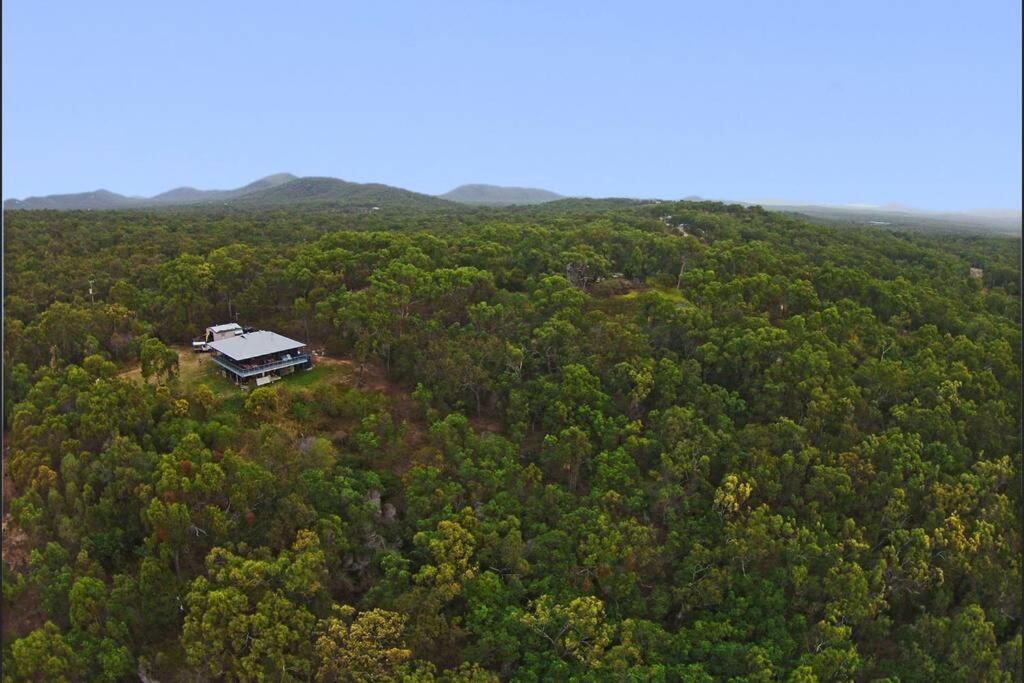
147,172,299,205
2,188,147,211
3,173,299,210
4,177,565,211
3,173,453,211
4,174,1020,235
747,201,1022,236
440,184,563,206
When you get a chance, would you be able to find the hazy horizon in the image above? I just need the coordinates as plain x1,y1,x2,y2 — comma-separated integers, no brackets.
5,171,1023,217
3,1,1021,212
8,171,1024,216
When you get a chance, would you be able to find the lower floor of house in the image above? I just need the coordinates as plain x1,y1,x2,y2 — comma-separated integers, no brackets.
212,354,314,386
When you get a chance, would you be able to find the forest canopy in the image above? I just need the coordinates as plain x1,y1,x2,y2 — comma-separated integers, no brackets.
2,201,1021,681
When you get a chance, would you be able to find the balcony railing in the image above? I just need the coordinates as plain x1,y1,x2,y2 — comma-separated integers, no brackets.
211,353,311,378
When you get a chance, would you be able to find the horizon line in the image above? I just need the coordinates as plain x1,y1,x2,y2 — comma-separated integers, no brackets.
4,172,1021,215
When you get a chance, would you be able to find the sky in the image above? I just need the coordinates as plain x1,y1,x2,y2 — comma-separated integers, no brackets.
2,1,1021,211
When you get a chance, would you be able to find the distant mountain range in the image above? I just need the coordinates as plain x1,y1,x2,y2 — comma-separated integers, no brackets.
3,176,567,211
4,176,1020,235
3,173,456,211
440,184,563,205
3,173,297,210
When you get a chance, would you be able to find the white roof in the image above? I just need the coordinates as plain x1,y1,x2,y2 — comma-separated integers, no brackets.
208,323,242,333
207,330,305,361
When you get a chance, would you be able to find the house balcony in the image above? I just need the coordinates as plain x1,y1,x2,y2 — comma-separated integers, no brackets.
211,352,312,379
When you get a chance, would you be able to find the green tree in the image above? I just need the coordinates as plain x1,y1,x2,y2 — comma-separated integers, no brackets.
315,606,412,682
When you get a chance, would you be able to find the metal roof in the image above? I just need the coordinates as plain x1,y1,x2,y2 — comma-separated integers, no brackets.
208,322,243,333
207,330,306,361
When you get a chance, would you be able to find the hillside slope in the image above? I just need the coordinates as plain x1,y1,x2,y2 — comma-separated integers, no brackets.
441,183,563,205
232,177,456,209
4,173,453,211
3,189,144,210
148,173,298,205
4,173,298,210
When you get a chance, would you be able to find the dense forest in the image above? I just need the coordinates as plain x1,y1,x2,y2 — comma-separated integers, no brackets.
2,201,1020,681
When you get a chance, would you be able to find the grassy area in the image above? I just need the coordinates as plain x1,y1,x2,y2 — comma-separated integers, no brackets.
121,347,349,397
167,349,239,398
192,368,239,396
280,364,342,389
615,283,691,302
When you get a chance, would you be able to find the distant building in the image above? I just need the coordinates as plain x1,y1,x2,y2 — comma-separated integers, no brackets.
206,323,243,342
193,322,244,351
969,267,984,280
207,330,313,386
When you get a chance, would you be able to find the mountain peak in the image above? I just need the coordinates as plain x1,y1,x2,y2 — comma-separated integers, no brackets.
230,176,453,208
257,172,297,184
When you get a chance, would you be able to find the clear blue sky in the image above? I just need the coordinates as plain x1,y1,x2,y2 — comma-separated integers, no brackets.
3,1,1021,210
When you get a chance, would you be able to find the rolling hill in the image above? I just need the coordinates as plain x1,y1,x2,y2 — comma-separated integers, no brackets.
4,173,297,210
7,176,1020,235
2,189,146,211
230,177,455,209
440,183,563,205
3,173,453,211
147,173,299,205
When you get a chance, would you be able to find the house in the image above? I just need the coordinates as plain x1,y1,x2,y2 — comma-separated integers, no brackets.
205,323,244,342
969,267,984,280
207,330,313,386
193,323,244,351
